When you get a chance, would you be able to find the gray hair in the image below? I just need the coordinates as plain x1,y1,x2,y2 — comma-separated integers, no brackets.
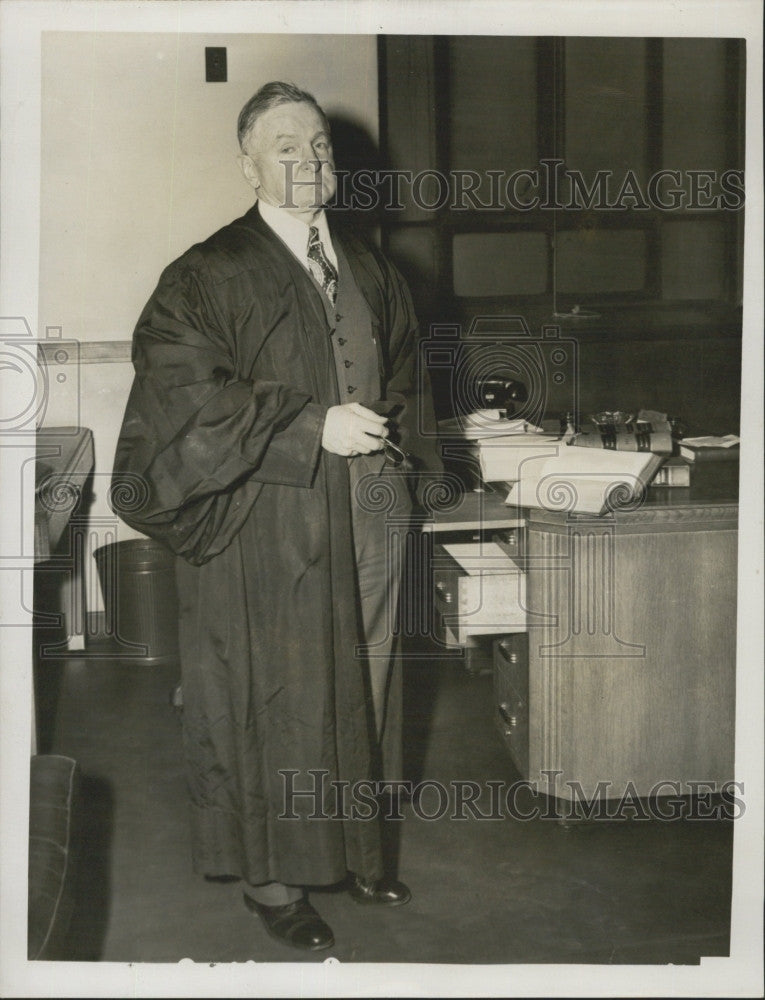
237,81,330,152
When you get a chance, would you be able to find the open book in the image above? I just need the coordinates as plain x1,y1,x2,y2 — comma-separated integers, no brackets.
506,443,665,515
475,433,561,482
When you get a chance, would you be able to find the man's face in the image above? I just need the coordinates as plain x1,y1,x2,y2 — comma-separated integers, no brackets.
242,101,336,217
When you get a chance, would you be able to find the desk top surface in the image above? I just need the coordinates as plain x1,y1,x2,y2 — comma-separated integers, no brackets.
419,488,523,533
35,427,95,559
424,461,739,533
36,426,94,469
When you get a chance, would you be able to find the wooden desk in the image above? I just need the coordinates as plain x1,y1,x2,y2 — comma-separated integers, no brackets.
33,427,94,754
35,427,95,647
416,490,525,670
430,465,739,800
419,488,524,537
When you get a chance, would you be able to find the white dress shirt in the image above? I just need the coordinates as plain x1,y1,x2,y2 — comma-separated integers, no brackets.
257,199,338,272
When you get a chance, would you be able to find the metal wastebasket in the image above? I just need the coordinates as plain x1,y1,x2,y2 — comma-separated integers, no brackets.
93,538,179,663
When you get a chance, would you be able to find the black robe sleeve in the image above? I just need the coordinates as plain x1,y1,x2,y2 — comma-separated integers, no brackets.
112,256,326,565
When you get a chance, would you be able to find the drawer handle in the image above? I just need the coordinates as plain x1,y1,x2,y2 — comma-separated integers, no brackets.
498,641,519,664
498,703,517,728
435,582,453,604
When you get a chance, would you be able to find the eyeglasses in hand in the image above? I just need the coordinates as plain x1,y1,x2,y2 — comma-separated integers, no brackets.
379,437,409,468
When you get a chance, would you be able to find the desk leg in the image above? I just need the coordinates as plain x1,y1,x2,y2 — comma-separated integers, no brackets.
61,522,86,651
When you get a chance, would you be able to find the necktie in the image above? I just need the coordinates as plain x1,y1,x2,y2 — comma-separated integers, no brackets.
307,226,338,305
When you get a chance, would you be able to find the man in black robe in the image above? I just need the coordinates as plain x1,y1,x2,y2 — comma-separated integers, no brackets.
112,81,441,952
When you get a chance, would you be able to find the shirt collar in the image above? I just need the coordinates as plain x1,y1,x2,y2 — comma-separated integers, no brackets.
256,200,336,269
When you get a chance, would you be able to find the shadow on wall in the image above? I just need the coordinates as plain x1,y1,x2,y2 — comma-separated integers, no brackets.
327,113,440,348
328,114,386,231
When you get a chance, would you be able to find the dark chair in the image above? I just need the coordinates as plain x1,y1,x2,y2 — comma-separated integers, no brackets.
28,754,79,960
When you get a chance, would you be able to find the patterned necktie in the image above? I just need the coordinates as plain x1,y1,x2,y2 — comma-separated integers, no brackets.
307,226,338,305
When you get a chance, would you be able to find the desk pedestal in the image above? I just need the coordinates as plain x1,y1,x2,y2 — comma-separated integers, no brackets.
521,502,737,800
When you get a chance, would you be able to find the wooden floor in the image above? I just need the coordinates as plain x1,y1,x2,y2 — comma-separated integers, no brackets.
32,638,734,971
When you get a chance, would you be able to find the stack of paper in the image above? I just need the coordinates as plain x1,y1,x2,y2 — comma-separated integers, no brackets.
506,444,665,515
438,412,545,440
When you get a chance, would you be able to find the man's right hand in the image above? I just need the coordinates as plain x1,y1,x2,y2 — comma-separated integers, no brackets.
321,402,389,457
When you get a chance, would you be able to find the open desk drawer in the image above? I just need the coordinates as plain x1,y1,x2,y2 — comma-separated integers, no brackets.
432,541,526,646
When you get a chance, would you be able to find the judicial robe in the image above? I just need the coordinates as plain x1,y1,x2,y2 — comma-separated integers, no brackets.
112,204,440,886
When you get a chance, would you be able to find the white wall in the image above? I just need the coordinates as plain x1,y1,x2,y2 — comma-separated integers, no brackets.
38,31,378,610
40,31,379,341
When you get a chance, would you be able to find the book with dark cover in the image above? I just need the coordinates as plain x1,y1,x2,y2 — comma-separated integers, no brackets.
651,456,692,486
680,436,740,462
571,426,673,454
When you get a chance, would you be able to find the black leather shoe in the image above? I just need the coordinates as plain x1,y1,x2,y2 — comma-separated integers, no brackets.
243,893,335,951
347,874,412,907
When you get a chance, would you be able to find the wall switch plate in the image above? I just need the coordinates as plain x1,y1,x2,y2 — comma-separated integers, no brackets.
205,47,227,83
